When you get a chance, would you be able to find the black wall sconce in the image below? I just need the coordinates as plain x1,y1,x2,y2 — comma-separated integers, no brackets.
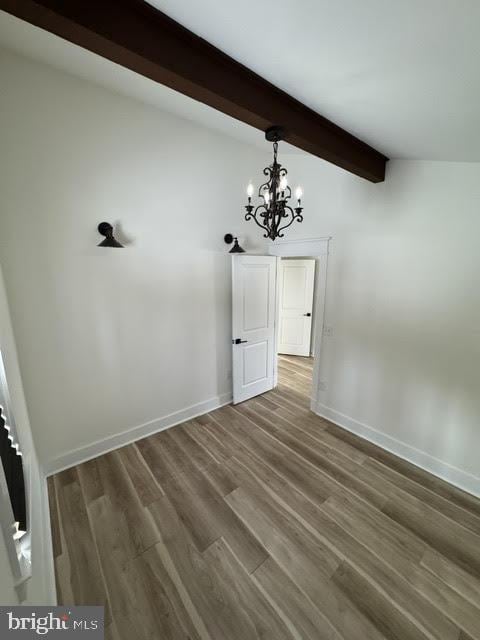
97,222,124,248
224,233,245,253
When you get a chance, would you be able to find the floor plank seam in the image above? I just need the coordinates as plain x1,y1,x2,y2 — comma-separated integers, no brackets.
48,355,480,640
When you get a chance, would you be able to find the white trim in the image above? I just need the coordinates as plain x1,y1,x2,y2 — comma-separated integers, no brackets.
273,257,282,388
44,392,232,476
0,267,57,604
268,237,332,410
314,401,480,499
268,236,331,257
310,252,329,406
0,460,22,585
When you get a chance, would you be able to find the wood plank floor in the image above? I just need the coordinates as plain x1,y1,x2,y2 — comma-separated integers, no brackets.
48,354,480,640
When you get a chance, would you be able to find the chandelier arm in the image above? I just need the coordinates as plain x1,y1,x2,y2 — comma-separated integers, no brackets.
276,206,304,237
245,205,271,237
259,185,271,197
253,203,271,219
259,172,273,200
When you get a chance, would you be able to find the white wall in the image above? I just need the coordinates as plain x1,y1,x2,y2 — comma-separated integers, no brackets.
1,46,478,499
280,155,480,493
0,49,266,470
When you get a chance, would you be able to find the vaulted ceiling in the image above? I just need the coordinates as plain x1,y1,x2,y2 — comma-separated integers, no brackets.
147,0,480,161
1,0,479,164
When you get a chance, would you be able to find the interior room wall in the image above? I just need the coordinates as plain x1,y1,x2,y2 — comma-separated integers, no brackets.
1,46,478,498
279,155,480,494
0,48,267,471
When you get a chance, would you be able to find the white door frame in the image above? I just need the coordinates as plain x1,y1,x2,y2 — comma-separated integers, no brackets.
268,237,332,411
0,268,56,603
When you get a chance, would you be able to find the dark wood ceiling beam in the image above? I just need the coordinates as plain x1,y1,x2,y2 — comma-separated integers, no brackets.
0,0,388,182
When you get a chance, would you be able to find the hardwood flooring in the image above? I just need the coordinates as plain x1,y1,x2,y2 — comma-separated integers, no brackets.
48,354,480,640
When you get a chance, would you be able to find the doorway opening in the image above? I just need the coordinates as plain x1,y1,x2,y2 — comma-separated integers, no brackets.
276,257,316,403
270,237,331,411
231,237,331,409
277,353,314,404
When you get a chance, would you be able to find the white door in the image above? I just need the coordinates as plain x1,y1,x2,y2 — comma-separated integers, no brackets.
278,259,315,356
232,255,277,404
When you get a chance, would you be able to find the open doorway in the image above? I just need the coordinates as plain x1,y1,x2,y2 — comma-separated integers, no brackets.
270,237,331,411
231,238,330,409
276,257,316,402
277,353,314,403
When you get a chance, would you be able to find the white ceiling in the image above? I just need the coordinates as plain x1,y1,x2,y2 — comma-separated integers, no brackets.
0,11,284,155
146,0,480,161
2,1,480,161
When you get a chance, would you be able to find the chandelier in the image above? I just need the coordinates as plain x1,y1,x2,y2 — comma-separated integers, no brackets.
244,126,303,241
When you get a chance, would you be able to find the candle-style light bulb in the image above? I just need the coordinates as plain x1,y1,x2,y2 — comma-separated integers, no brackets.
264,190,270,205
295,186,303,201
280,176,288,192
246,182,254,198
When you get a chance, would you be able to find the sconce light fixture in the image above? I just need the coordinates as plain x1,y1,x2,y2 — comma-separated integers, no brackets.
224,233,245,253
97,222,124,248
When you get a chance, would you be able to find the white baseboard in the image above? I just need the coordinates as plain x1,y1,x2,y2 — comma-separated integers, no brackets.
314,402,480,499
18,464,57,605
44,392,232,477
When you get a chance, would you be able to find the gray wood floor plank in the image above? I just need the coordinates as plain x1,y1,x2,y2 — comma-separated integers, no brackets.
253,557,342,640
48,355,478,640
331,563,431,640
420,548,480,607
117,444,164,506
54,475,112,621
47,476,62,558
364,457,480,536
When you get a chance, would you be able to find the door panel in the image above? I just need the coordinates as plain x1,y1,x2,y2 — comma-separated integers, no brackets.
278,259,315,356
243,265,271,331
232,256,277,404
280,317,305,346
243,341,268,384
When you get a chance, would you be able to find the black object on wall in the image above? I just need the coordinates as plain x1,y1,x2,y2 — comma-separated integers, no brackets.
244,126,304,241
97,222,124,248
224,234,245,253
0,407,26,533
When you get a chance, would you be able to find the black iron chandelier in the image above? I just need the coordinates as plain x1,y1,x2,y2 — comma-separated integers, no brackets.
244,126,303,241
